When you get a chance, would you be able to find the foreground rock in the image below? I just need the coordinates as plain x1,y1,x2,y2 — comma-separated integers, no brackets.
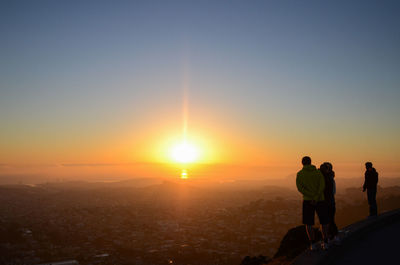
240,255,271,265
274,225,322,259
239,225,322,264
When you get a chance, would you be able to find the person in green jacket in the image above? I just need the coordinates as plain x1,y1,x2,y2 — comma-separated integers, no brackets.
296,156,330,250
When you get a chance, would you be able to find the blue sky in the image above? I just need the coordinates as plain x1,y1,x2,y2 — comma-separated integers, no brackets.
0,1,399,176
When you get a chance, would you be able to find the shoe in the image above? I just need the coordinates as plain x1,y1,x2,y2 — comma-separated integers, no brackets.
310,242,320,251
321,241,329,251
332,236,341,245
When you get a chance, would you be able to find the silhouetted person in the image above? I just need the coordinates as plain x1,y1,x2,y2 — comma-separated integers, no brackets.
363,162,378,217
296,156,329,250
319,162,339,244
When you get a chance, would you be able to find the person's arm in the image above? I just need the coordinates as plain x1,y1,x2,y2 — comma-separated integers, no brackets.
333,178,336,195
363,172,367,192
314,171,325,201
296,175,314,198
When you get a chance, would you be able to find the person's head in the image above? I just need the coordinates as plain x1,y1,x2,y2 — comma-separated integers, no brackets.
365,162,373,170
324,162,333,171
319,163,328,173
302,156,311,166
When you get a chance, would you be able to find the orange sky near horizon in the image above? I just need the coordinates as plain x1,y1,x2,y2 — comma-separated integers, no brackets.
1,1,400,182
1,92,399,181
1,113,399,182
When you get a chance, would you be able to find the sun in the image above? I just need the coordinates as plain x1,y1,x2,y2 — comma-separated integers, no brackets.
170,141,199,163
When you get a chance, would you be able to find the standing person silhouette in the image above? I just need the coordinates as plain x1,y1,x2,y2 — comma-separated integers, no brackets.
363,162,379,217
319,162,340,244
296,156,329,250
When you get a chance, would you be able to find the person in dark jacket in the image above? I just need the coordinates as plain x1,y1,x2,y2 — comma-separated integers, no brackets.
363,162,378,217
319,162,339,243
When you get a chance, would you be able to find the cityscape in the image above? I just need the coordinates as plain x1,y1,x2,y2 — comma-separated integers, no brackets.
1,180,400,264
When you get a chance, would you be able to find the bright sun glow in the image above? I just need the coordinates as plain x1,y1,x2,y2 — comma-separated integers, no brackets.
170,141,199,163
180,169,188,179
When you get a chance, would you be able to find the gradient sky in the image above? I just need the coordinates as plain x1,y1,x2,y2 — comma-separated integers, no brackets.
1,0,399,180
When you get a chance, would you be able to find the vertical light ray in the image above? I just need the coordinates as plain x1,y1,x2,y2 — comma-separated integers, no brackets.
182,57,190,143
182,83,188,143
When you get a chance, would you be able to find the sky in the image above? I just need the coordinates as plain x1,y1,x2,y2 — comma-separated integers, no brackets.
1,0,400,181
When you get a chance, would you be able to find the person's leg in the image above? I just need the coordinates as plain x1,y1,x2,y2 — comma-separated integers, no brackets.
367,189,373,216
330,203,339,238
328,201,341,244
303,200,317,249
367,189,378,216
321,224,329,242
306,224,314,242
371,189,377,215
316,201,330,249
326,203,334,240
